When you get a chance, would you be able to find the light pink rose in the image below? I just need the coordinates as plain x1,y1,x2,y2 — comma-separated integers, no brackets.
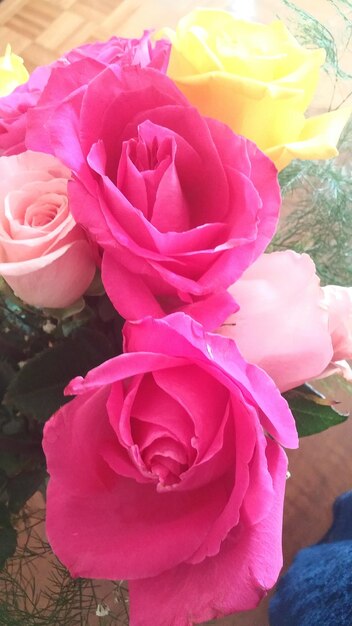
0,150,96,308
319,284,352,381
323,285,352,360
218,250,352,391
43,314,297,626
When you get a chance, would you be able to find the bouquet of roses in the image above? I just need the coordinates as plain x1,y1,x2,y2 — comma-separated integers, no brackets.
0,8,351,626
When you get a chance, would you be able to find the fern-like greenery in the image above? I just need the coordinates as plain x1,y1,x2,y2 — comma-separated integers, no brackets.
0,506,129,626
281,0,352,80
272,119,352,286
273,0,352,286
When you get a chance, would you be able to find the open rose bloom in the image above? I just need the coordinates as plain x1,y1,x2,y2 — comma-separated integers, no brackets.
0,151,95,308
160,9,351,170
24,64,280,326
43,314,298,626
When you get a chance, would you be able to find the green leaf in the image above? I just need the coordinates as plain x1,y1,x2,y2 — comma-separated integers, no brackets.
0,451,23,477
0,468,7,494
284,384,349,437
43,297,85,321
0,527,17,569
0,361,15,402
8,469,46,513
4,328,114,422
0,503,10,527
0,503,17,569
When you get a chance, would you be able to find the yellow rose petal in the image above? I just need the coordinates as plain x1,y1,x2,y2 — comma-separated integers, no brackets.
174,71,306,151
0,45,29,97
267,107,352,170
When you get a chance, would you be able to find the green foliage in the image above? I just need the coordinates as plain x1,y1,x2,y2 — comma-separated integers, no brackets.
284,384,349,436
0,504,17,570
7,470,46,514
281,0,352,79
4,327,114,422
0,513,129,625
0,285,120,573
272,119,352,286
0,361,14,402
270,1,352,286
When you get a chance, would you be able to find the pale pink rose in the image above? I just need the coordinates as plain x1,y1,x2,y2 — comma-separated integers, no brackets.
0,150,96,308
320,284,352,381
323,285,352,360
218,251,352,391
43,314,297,626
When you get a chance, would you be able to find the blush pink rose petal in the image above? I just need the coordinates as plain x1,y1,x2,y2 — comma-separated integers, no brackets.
218,250,352,391
26,64,281,326
323,284,352,361
43,313,297,626
0,150,95,308
0,33,170,157
319,284,352,380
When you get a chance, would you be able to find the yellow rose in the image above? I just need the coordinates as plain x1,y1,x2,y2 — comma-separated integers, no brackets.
159,9,350,170
0,45,29,98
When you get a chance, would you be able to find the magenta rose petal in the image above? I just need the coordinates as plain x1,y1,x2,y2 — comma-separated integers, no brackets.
45,474,231,580
179,290,238,329
128,441,287,626
43,388,118,496
206,117,281,255
125,373,195,443
65,352,187,395
153,364,229,460
187,395,275,565
101,254,166,319
26,60,105,159
102,250,237,327
44,390,232,579
241,421,276,525
77,66,188,163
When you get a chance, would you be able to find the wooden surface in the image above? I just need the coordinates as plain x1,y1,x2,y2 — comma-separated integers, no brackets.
0,1,352,625
0,0,350,80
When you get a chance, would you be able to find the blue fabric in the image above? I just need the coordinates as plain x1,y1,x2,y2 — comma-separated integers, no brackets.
269,491,352,626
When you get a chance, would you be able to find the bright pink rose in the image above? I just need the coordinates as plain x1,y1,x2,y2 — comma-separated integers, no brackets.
0,150,95,308
43,314,297,626
26,64,280,326
0,33,170,156
218,251,352,391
